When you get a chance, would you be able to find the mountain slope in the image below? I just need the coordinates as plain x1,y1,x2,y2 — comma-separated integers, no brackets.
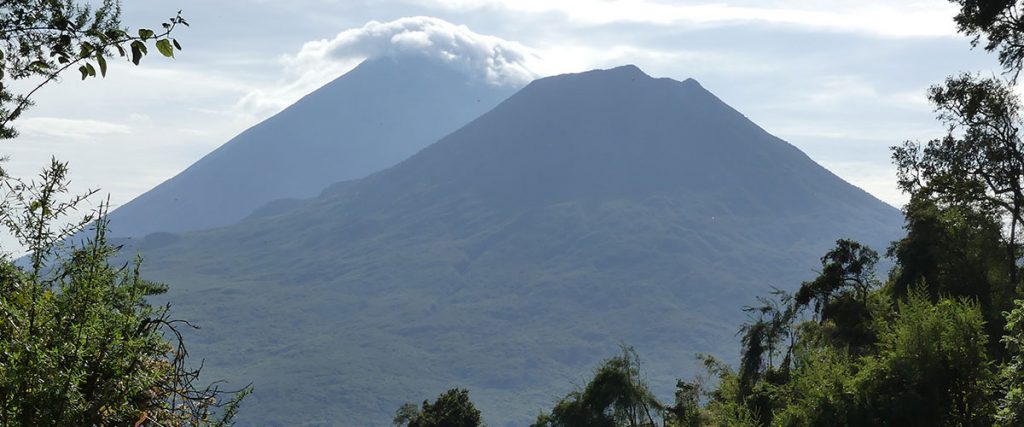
133,65,903,426
107,55,517,236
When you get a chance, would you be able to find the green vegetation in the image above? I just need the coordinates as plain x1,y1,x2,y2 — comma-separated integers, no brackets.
0,0,186,139
394,389,483,427
0,161,248,426
0,1,247,425
531,348,665,427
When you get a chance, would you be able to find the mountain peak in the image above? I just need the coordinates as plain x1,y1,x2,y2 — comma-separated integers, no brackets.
528,65,711,99
337,63,892,218
106,55,518,237
607,64,648,77
564,64,652,82
297,16,538,87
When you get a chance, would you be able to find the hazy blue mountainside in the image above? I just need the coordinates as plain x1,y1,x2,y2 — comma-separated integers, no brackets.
127,65,903,426
106,56,517,236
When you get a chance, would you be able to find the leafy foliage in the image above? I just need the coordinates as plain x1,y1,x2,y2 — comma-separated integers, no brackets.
532,348,669,427
0,161,248,426
664,379,703,427
856,292,995,426
0,0,186,139
794,240,879,353
702,256,997,426
999,299,1024,425
893,75,1024,285
951,0,1024,80
887,194,1016,359
394,388,483,427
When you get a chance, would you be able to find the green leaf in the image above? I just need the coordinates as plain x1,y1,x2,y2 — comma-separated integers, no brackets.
172,39,182,51
85,63,96,77
96,53,107,77
78,65,88,80
29,200,41,212
156,39,174,58
105,29,124,40
130,41,146,65
80,42,93,58
138,29,155,40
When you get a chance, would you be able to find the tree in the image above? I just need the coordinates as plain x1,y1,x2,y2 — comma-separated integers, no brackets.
951,0,1024,80
887,193,1015,359
0,161,249,426
533,347,664,427
664,380,703,427
0,0,186,139
855,292,996,426
770,345,859,427
998,299,1024,425
893,74,1024,286
738,289,798,382
795,240,878,314
733,290,799,424
887,194,1010,301
697,356,760,427
706,285,996,427
794,239,880,353
394,388,483,427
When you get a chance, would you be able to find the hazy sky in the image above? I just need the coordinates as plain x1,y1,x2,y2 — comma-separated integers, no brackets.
4,0,1006,215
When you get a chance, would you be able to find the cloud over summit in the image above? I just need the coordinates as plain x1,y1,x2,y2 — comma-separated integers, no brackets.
291,16,538,87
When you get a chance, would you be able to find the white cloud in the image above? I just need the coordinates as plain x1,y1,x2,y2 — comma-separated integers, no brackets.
228,55,356,119
18,117,132,140
289,16,538,86
128,113,152,122
422,0,959,38
233,16,539,120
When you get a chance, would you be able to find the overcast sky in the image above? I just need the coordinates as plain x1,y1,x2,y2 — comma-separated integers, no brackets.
4,0,1006,216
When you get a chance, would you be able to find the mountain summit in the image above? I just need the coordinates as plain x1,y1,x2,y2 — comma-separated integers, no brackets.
134,65,903,426
337,64,890,215
107,55,518,236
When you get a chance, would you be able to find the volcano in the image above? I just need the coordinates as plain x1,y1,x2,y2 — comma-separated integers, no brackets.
132,65,903,426
106,55,518,236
